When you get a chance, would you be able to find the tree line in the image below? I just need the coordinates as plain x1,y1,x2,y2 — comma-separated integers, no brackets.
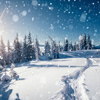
0,32,60,66
0,33,92,66
63,33,92,51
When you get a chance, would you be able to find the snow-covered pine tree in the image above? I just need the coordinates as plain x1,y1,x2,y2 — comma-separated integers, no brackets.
48,36,59,59
87,35,92,49
35,38,40,61
51,41,59,59
78,35,84,50
13,34,22,63
63,37,69,51
44,40,51,59
27,32,35,61
0,36,6,66
58,41,61,52
56,44,59,58
76,42,79,50
22,35,28,62
73,42,76,51
68,40,73,51
6,40,12,65
83,33,87,50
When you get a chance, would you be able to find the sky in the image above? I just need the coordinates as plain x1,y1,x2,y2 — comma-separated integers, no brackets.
0,0,100,45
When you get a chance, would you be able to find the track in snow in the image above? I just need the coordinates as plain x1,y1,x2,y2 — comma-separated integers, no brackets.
56,58,94,100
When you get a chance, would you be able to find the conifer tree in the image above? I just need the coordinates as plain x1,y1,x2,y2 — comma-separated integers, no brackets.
51,41,59,59
7,40,12,65
35,38,40,61
76,42,79,50
79,35,84,50
83,33,87,50
68,40,73,51
44,40,51,59
13,34,22,63
22,35,28,62
0,36,6,66
87,35,92,49
73,42,76,51
58,41,61,52
63,37,69,51
27,32,35,61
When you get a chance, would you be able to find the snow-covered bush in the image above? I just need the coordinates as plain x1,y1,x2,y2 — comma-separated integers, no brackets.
1,74,11,82
1,65,11,82
10,63,17,78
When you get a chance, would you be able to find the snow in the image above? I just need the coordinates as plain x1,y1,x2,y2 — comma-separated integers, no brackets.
50,24,54,30
22,11,27,16
80,13,87,22
69,25,73,30
32,17,34,21
0,50,100,100
1,74,11,82
48,7,54,10
32,0,38,6
84,58,100,100
12,15,19,22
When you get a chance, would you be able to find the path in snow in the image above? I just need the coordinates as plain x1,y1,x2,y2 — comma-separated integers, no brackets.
57,58,94,100
84,58,100,100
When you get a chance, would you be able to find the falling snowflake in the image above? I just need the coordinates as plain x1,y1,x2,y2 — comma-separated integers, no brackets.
32,0,38,6
22,11,27,16
32,17,34,21
80,13,87,22
45,2,48,7
69,25,73,30
87,27,89,29
95,29,97,33
48,7,54,10
50,24,54,30
12,15,19,22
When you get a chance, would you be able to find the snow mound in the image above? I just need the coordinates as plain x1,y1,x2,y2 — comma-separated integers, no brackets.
10,70,17,78
1,74,11,82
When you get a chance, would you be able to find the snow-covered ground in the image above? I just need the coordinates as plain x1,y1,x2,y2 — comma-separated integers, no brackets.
84,58,100,100
0,50,100,100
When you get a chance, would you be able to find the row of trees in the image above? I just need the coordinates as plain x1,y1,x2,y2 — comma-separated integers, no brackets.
0,33,92,66
0,33,38,66
0,33,60,66
63,33,92,51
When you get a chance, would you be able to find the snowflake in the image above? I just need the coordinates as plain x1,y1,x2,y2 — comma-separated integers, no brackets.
22,11,27,16
12,15,19,22
80,13,87,22
69,25,73,30
32,17,34,21
95,29,97,32
48,7,54,10
50,24,54,30
32,0,38,6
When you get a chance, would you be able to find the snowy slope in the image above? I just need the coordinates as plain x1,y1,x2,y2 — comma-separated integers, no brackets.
84,58,100,100
0,50,100,100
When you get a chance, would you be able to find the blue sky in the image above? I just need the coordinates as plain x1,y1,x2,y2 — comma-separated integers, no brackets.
0,0,100,45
